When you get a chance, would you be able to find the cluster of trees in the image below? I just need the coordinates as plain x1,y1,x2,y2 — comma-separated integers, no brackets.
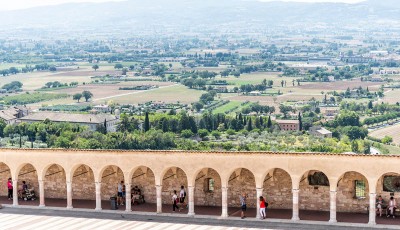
43,81,78,89
0,64,57,76
73,90,93,102
325,111,368,140
300,65,373,82
2,81,23,92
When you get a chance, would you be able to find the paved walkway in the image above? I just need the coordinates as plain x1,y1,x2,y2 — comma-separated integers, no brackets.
0,206,398,230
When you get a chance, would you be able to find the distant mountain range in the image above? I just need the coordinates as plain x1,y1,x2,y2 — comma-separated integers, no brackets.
1,0,399,31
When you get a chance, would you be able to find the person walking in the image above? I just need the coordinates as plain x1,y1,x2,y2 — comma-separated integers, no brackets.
259,196,266,219
240,192,247,219
172,190,180,212
179,185,187,209
117,181,123,206
7,178,13,200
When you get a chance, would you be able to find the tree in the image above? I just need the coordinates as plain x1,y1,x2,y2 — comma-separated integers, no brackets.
0,120,6,137
246,117,253,131
298,112,303,131
82,91,93,102
114,63,124,69
92,64,99,71
279,105,293,118
122,68,128,75
368,100,373,109
49,66,57,72
267,116,272,128
73,93,82,102
144,112,150,132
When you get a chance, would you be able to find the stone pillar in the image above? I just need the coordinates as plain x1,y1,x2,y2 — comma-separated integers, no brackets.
256,188,263,219
188,186,195,216
329,190,337,223
39,180,45,207
12,179,18,206
156,185,162,213
95,182,102,211
369,193,376,225
66,181,73,209
292,189,300,221
221,187,228,218
125,183,132,212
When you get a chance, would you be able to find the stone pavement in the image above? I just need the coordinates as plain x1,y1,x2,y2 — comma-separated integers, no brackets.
0,205,399,230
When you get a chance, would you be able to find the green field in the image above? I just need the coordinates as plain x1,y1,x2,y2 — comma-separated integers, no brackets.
212,101,243,114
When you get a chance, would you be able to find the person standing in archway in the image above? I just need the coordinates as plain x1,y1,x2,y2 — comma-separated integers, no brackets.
240,192,247,219
117,181,123,206
7,178,13,200
172,190,180,212
259,196,266,219
179,185,187,209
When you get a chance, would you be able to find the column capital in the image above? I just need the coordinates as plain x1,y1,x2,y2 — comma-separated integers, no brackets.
330,190,337,193
292,188,299,192
95,182,102,186
256,187,263,191
38,179,44,183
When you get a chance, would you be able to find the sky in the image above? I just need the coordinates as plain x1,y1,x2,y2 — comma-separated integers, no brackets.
1,0,366,11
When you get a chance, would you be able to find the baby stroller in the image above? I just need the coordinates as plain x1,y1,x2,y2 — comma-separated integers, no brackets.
22,188,37,201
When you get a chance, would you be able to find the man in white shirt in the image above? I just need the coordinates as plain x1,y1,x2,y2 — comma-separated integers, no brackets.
179,185,187,209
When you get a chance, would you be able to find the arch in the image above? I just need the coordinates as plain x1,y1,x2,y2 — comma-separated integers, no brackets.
263,168,293,211
299,169,330,215
71,164,95,209
376,172,400,204
0,162,12,198
336,171,369,213
17,163,39,195
130,166,156,211
193,168,222,209
100,165,124,200
227,168,256,214
161,166,188,210
43,164,67,207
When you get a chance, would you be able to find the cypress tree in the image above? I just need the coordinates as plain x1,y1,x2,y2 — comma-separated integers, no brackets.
267,115,272,128
144,112,150,132
298,112,302,131
246,117,253,131
104,119,107,134
162,119,169,132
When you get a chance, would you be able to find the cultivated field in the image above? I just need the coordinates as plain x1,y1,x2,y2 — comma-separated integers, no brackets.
370,123,400,145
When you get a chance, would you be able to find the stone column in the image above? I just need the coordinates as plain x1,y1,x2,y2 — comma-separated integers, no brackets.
221,187,228,218
66,181,73,209
292,189,300,221
188,186,195,216
156,185,162,213
95,182,102,211
125,183,132,212
256,188,263,219
12,179,18,206
369,193,376,225
329,190,337,223
39,180,45,207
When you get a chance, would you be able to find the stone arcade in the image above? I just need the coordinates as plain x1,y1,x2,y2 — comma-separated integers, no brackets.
0,148,399,225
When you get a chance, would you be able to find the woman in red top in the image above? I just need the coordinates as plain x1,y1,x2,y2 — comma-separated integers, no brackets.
7,178,13,200
259,196,266,219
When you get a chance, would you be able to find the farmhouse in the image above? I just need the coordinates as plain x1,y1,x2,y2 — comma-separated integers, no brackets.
249,91,261,96
0,106,30,125
18,112,119,132
93,104,111,113
309,126,333,138
276,119,299,131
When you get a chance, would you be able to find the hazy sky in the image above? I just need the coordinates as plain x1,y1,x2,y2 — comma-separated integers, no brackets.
2,0,366,11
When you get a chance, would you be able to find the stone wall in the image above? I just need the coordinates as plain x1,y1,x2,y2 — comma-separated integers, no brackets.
131,167,156,203
72,165,95,200
194,168,222,206
44,164,66,199
337,171,369,213
161,167,187,205
228,168,256,208
299,171,330,211
0,163,11,197
101,166,124,200
263,168,293,209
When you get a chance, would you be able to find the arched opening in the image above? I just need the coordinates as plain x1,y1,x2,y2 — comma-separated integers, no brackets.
130,166,156,212
263,168,292,219
299,170,330,221
71,164,95,209
44,164,67,207
227,168,256,218
17,163,39,206
100,165,124,210
161,167,188,214
376,172,400,225
336,171,369,224
0,162,12,204
194,168,222,216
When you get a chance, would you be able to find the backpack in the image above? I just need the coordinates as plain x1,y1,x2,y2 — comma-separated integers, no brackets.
264,201,269,208
184,191,186,197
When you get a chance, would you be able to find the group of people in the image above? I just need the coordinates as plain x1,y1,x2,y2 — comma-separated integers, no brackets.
172,186,187,212
376,195,398,218
6,178,30,200
116,181,144,206
239,192,269,219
